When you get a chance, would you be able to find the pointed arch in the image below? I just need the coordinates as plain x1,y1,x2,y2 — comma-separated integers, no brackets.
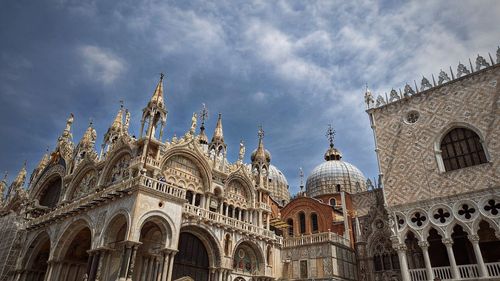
65,163,98,201
99,147,132,186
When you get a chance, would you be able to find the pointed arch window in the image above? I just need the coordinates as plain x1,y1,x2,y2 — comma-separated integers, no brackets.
440,127,487,171
311,213,319,233
299,212,306,234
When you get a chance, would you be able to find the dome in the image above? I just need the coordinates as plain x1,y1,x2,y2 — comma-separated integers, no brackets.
268,165,290,204
305,159,367,197
250,148,271,163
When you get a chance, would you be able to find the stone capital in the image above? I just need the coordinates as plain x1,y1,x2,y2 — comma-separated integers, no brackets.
442,238,454,246
417,241,430,249
468,234,480,242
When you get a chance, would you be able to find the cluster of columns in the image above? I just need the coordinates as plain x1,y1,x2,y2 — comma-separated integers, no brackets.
395,234,489,281
138,249,177,281
187,191,272,230
208,268,231,281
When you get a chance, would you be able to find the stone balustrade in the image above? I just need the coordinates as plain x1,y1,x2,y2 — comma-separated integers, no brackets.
183,204,276,240
257,201,271,212
139,176,186,199
25,175,185,229
130,156,161,168
409,262,500,280
282,231,350,248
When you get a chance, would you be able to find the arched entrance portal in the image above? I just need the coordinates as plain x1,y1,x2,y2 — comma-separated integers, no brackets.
55,225,92,281
21,232,51,281
172,232,209,281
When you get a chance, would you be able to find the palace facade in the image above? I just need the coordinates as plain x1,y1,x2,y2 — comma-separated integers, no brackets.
0,48,499,281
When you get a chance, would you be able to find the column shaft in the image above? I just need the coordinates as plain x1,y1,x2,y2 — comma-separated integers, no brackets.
443,239,460,279
470,236,488,277
395,244,411,281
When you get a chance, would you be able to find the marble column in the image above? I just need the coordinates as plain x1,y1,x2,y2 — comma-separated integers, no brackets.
126,244,140,280
469,234,488,277
118,244,132,280
166,251,177,281
141,257,150,281
418,241,434,281
394,243,411,281
88,250,101,281
442,238,460,279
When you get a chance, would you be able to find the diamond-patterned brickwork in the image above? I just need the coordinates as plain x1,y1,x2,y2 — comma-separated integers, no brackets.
369,65,500,207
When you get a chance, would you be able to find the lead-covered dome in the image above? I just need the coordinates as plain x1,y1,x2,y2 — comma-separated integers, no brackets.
305,128,367,197
268,165,290,205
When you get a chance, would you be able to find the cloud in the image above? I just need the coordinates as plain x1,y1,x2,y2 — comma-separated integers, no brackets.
79,45,126,85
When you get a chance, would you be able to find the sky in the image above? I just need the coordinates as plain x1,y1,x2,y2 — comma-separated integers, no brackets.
1,0,499,195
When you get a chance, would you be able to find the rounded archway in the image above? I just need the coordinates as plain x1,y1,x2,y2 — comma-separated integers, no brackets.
133,217,171,281
102,214,128,280
21,232,51,281
173,232,210,281
232,241,264,276
38,176,62,208
57,226,92,281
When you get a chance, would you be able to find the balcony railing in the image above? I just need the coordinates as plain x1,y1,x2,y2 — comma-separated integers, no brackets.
183,204,277,240
25,175,185,228
282,231,350,248
409,262,500,281
257,201,271,212
139,176,186,199
130,156,161,168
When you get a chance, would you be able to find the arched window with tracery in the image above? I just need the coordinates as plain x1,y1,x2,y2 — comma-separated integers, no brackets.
311,213,319,233
299,212,306,234
440,127,487,171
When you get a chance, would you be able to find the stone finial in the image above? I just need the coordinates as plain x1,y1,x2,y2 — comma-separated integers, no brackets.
375,95,385,107
238,139,245,162
438,70,451,85
364,86,375,109
420,76,432,91
403,84,415,97
476,54,490,70
457,62,470,78
389,89,400,102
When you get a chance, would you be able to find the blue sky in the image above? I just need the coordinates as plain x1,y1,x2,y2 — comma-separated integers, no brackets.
1,0,499,195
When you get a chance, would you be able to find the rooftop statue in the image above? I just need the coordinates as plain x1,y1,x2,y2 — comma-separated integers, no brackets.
438,70,451,85
376,95,385,107
476,55,490,70
389,89,400,102
457,63,470,78
403,84,415,97
420,76,432,91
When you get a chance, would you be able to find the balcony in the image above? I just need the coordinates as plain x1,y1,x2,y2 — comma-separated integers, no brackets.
257,201,271,212
409,262,500,280
25,175,185,229
138,176,186,200
183,204,277,241
130,156,161,169
283,231,350,248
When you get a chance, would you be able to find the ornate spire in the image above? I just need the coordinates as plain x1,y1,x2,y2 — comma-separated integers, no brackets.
324,124,342,161
75,120,98,163
56,113,75,162
104,104,124,144
198,103,209,145
208,113,226,155
251,125,271,164
149,73,165,109
141,73,168,139
299,167,304,193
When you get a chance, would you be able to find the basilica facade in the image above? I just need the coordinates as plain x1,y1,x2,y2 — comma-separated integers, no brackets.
0,48,499,281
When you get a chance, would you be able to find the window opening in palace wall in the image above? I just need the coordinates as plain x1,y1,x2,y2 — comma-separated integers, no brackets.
440,127,487,171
